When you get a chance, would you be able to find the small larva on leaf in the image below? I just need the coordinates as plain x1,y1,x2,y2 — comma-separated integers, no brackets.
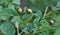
50,20,54,26
27,8,32,14
18,8,23,14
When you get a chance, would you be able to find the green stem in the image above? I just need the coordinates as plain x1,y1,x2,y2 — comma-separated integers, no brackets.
46,7,60,16
17,28,19,35
46,11,52,16
42,6,49,19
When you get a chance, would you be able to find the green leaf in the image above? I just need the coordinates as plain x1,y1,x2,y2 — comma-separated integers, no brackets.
39,19,51,30
23,7,27,13
11,16,21,22
22,14,33,21
0,16,10,21
0,8,14,16
33,10,42,24
22,27,29,34
8,4,19,16
0,0,8,4
56,1,60,7
8,4,15,9
42,30,49,35
0,22,15,35
29,0,36,4
0,8,19,16
0,6,3,11
33,17,40,24
34,10,42,18
10,8,19,16
54,28,60,35
12,0,20,5
54,15,60,27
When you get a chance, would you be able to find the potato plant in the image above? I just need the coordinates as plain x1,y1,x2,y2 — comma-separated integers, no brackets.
0,0,60,35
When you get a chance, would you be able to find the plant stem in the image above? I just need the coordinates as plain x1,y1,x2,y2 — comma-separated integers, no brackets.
46,7,60,16
17,28,19,35
15,22,19,35
42,6,49,19
46,11,52,16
